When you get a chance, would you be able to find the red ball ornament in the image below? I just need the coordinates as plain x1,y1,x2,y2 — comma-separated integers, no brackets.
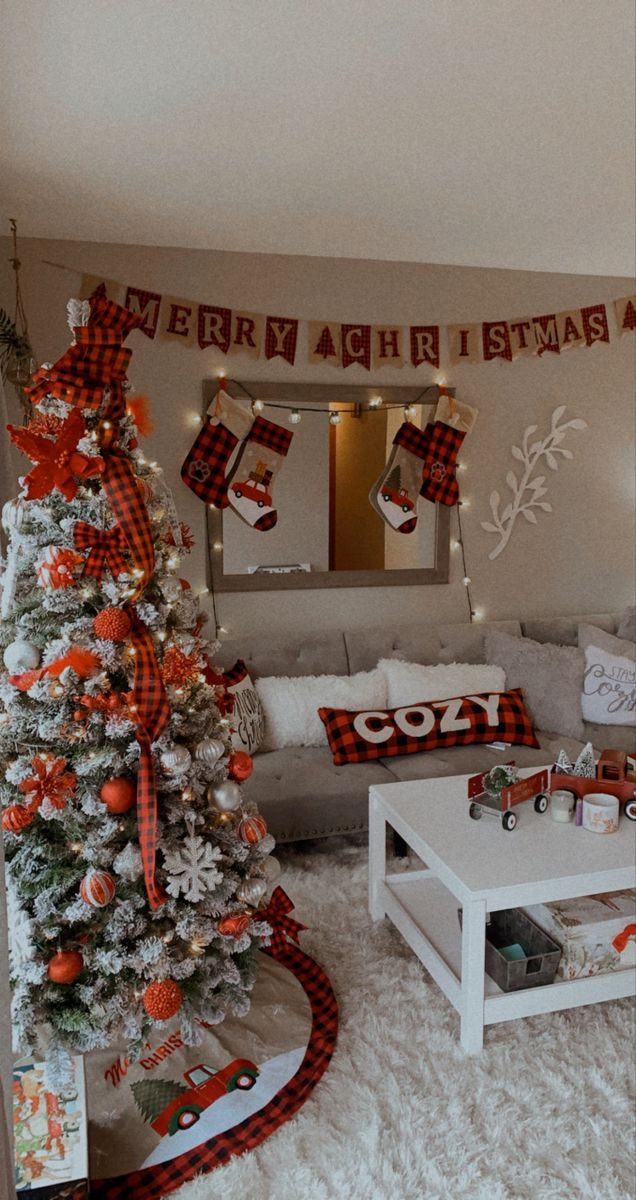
80,869,116,908
238,815,267,845
228,751,253,782
143,979,182,1021
93,607,132,642
47,950,83,985
2,805,35,834
218,913,252,938
100,777,135,814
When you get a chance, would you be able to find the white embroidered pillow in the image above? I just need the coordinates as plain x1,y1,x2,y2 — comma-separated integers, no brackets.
578,625,636,727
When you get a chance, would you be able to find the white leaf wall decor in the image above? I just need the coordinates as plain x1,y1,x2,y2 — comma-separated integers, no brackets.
481,407,587,560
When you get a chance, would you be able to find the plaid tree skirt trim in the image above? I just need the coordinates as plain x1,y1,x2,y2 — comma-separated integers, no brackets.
90,944,338,1200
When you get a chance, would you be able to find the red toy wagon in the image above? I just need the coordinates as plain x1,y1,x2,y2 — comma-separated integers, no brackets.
468,766,550,831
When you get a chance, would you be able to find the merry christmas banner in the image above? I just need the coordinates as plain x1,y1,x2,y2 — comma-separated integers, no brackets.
74,271,636,372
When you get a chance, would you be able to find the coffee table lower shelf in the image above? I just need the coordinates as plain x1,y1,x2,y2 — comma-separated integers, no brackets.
381,872,635,1049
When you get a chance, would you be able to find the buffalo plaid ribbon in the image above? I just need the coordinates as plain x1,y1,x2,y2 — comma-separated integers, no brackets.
89,283,145,338
73,520,129,580
127,607,171,910
100,446,154,597
259,887,308,955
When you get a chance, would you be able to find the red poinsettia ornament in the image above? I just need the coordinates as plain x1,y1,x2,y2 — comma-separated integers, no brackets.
8,407,104,501
19,755,77,814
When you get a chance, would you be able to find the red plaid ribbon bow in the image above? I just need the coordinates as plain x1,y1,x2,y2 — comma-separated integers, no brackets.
127,607,171,909
259,887,308,955
73,521,129,580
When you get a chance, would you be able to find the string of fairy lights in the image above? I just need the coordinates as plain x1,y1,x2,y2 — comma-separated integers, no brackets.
196,375,480,636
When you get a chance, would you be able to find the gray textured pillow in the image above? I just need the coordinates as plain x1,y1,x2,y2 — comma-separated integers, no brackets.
484,630,584,740
617,606,636,642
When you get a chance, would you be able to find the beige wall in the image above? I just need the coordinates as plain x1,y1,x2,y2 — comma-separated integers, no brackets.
0,238,634,641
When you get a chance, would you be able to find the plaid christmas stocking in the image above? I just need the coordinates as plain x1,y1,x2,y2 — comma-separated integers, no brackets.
419,393,477,507
180,390,253,507
226,416,294,531
369,422,431,534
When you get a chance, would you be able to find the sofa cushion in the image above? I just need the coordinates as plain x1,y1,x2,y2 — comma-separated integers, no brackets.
345,624,441,674
216,632,348,679
485,629,584,741
522,613,618,646
582,721,636,755
241,747,392,841
437,620,522,664
617,607,636,641
381,729,588,783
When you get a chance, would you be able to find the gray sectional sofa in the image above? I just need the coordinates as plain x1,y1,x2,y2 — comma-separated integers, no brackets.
223,612,633,842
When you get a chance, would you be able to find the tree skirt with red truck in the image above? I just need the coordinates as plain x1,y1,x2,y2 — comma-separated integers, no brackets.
88,942,337,1200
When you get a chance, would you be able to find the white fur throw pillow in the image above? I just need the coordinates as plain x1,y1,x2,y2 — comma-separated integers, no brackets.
377,658,506,709
255,669,387,750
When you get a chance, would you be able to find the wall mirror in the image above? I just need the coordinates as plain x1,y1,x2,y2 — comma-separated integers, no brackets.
204,380,451,592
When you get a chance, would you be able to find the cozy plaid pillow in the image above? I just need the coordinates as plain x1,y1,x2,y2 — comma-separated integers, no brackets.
318,689,539,765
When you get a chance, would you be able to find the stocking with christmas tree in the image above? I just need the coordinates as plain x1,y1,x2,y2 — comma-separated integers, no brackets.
0,290,278,1086
226,416,294,531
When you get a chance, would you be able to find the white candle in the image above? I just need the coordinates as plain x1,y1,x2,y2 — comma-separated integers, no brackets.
551,789,575,823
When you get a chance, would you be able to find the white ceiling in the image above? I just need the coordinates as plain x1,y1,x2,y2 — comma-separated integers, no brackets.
1,1,634,276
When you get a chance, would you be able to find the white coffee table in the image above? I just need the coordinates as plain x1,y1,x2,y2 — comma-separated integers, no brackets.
368,768,636,1052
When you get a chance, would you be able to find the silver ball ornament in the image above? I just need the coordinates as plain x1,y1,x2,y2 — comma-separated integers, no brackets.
195,738,225,769
260,856,281,885
3,639,40,674
255,833,276,857
160,745,192,775
236,877,267,906
208,780,242,812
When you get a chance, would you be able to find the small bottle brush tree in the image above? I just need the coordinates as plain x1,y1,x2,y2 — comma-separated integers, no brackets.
0,291,275,1085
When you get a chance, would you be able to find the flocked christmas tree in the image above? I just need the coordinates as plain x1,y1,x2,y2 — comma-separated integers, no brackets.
0,288,276,1085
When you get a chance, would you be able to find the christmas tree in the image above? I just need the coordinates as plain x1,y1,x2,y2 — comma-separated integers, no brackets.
0,289,276,1085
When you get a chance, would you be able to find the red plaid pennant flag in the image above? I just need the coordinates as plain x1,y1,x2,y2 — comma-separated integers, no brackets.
264,316,299,365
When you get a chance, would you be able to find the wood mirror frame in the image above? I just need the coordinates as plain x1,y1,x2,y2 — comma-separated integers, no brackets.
204,379,451,593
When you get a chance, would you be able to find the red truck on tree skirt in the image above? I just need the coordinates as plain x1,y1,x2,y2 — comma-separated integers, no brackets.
551,749,636,821
132,1059,260,1138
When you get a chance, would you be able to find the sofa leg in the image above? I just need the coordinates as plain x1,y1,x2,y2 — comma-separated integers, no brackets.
392,829,409,859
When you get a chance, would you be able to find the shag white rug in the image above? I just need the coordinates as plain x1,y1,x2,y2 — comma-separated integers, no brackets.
174,838,635,1200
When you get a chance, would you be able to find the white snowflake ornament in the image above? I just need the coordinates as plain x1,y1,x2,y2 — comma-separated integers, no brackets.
163,822,223,903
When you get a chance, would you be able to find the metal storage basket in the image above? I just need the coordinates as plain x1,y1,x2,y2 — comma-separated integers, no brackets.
458,907,562,991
